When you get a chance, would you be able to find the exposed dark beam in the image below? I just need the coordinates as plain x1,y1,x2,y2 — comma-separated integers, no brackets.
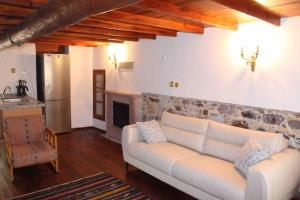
0,0,142,49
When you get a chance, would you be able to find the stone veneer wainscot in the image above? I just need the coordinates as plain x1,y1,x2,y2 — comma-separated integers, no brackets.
142,93,300,136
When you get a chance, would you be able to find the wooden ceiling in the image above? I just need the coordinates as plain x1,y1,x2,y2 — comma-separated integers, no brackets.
0,0,300,53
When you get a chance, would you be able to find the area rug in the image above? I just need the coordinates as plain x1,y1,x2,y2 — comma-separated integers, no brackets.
11,172,149,200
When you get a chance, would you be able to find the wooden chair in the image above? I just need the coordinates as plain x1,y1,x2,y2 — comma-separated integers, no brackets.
3,114,58,181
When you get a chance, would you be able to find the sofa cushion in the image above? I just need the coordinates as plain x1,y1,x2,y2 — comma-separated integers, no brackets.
203,121,286,162
127,142,198,175
161,112,209,152
234,139,272,176
171,155,246,200
161,125,205,152
161,112,209,135
12,142,57,168
136,120,167,144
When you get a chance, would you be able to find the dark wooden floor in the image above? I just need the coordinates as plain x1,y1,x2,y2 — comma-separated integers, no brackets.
0,128,196,200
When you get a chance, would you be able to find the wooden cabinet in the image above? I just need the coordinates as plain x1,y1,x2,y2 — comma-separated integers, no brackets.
0,107,43,142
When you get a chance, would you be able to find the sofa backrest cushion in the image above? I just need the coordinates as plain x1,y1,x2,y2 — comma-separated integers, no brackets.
203,121,287,162
162,112,209,135
161,112,209,152
161,125,205,152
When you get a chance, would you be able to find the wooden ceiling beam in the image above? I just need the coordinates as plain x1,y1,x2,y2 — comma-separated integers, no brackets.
0,0,48,8
52,31,139,42
0,14,156,40
64,25,156,40
136,0,238,30
35,43,64,54
0,3,33,16
80,18,177,36
35,42,97,48
95,11,204,34
209,0,281,26
32,38,109,46
48,35,123,44
0,15,23,25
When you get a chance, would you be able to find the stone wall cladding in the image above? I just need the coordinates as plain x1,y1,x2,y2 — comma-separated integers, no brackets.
142,93,300,136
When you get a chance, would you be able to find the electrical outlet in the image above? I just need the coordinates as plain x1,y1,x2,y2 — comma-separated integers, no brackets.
11,68,16,73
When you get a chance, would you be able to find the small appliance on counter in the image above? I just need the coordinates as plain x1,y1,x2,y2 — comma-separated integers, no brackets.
16,80,28,97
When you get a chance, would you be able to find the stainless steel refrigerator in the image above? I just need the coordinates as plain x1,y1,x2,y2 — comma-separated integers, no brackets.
37,54,71,133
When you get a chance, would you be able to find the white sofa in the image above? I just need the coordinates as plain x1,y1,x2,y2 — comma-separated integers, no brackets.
122,111,300,200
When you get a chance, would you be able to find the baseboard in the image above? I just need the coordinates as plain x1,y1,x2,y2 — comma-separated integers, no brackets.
71,126,106,134
71,126,94,131
91,126,106,133
100,134,121,144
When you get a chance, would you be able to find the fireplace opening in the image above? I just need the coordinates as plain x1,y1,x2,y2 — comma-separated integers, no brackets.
113,101,130,128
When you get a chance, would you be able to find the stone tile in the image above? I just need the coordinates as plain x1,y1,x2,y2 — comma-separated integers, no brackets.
142,93,300,136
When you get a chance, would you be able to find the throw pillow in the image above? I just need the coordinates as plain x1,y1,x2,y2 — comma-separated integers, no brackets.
136,120,167,144
234,139,271,176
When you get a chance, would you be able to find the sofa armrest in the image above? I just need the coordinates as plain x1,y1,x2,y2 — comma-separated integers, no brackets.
245,149,300,200
122,124,144,153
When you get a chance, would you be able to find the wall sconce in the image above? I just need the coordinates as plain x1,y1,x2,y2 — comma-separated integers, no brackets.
108,53,118,69
108,43,127,70
241,46,259,72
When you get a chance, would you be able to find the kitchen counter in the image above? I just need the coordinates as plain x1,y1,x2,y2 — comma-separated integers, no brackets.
0,95,44,110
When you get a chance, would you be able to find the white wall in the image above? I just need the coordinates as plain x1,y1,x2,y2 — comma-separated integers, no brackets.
93,16,300,117
70,46,94,128
0,43,37,98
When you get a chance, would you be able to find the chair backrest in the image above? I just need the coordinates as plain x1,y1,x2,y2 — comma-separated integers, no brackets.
4,114,46,145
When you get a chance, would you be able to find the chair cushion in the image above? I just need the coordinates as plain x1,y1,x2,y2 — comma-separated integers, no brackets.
127,142,198,175
203,120,286,162
161,112,208,152
12,142,57,168
4,115,45,145
171,155,246,200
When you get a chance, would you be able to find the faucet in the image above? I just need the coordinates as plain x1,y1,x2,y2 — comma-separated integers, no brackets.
2,86,11,98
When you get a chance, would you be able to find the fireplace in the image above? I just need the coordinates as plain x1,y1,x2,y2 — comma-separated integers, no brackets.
113,101,129,128
106,91,141,142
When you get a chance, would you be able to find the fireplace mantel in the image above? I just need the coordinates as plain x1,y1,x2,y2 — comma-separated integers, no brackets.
105,90,141,98
105,90,141,142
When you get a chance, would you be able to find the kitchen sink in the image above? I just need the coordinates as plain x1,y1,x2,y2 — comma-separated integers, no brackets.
0,94,24,104
2,98,23,103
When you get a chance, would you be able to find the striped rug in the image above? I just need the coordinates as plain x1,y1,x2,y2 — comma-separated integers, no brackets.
11,172,149,200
